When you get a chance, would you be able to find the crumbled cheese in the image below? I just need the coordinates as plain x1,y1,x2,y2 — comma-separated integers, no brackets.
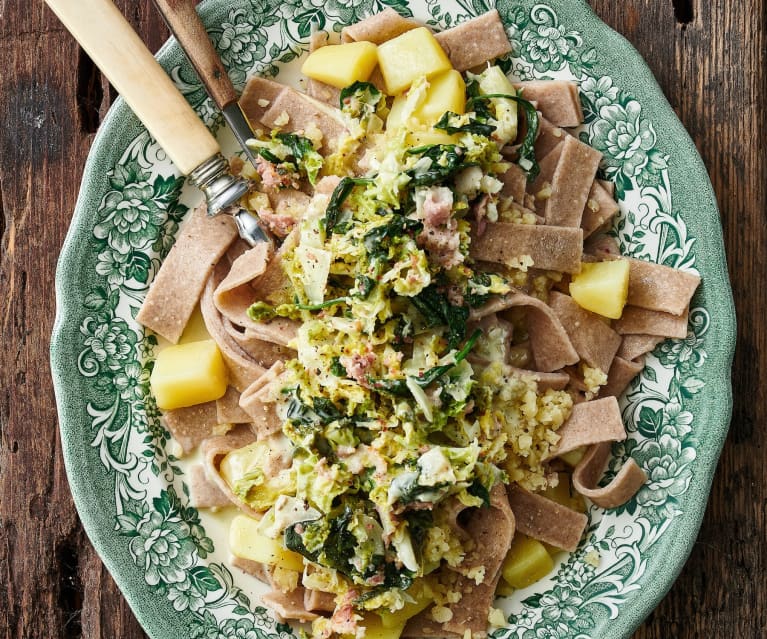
272,566,299,593
257,98,271,108
304,121,324,149
585,550,601,567
506,254,534,272
582,364,608,398
464,564,486,585
273,110,290,126
587,197,600,212
247,191,271,213
431,605,454,623
488,607,507,627
536,182,553,200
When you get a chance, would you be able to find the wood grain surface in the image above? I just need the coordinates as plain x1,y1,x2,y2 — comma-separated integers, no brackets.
0,1,763,637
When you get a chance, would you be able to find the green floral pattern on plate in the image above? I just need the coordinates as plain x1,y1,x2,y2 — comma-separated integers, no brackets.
50,1,735,638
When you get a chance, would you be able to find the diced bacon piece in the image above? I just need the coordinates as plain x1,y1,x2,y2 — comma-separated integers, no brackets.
340,352,377,385
422,186,453,225
256,158,296,190
258,209,296,237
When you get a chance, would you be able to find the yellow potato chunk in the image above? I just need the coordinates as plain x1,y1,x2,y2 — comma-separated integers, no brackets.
501,533,554,589
414,69,466,125
229,515,304,572
361,615,406,639
406,129,460,147
150,339,228,410
559,446,587,468
377,27,452,95
177,305,212,344
569,259,631,319
301,41,379,89
542,473,586,513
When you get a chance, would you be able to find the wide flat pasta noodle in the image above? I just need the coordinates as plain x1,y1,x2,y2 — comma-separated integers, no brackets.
549,292,622,374
230,556,276,587
201,424,260,518
304,588,336,613
581,180,620,238
262,588,319,622
216,386,252,424
260,88,347,154
626,258,700,315
617,334,663,361
528,143,564,213
533,115,567,160
615,306,689,339
239,362,285,439
162,400,220,456
405,484,514,638
239,77,287,127
136,205,238,343
543,135,603,228
506,485,587,552
214,242,273,326
470,221,584,273
341,7,418,43
201,262,266,392
471,293,579,373
499,162,528,204
188,464,231,509
433,10,511,71
599,356,644,398
573,442,647,509
239,319,299,348
545,396,626,460
515,80,583,128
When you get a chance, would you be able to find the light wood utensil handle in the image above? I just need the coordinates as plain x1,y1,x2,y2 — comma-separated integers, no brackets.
152,0,238,109
45,0,220,175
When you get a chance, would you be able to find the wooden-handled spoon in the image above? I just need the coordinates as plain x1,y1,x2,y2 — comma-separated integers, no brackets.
44,0,267,245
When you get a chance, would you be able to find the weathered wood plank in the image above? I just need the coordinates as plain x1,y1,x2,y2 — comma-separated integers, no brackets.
589,1,767,637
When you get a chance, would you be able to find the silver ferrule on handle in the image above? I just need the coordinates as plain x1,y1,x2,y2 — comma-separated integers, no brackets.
187,153,271,247
188,153,249,217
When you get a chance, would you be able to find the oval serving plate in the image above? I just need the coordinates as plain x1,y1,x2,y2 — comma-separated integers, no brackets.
51,1,735,638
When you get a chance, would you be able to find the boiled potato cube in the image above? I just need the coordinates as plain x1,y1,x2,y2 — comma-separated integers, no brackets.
476,65,518,144
414,69,466,125
229,515,304,572
501,533,554,589
178,305,211,343
569,259,630,319
542,473,586,513
559,446,586,468
150,339,227,410
377,27,452,95
406,129,460,147
361,615,406,639
301,41,379,89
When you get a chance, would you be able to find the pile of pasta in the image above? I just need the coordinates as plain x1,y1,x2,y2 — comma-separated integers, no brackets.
137,9,699,638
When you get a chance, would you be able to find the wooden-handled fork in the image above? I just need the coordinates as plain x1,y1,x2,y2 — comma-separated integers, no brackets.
44,0,267,245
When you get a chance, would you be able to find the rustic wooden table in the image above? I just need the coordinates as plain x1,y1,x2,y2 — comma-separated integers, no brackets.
0,0,763,637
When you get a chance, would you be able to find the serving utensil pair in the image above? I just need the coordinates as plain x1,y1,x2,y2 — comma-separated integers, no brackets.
45,0,268,246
